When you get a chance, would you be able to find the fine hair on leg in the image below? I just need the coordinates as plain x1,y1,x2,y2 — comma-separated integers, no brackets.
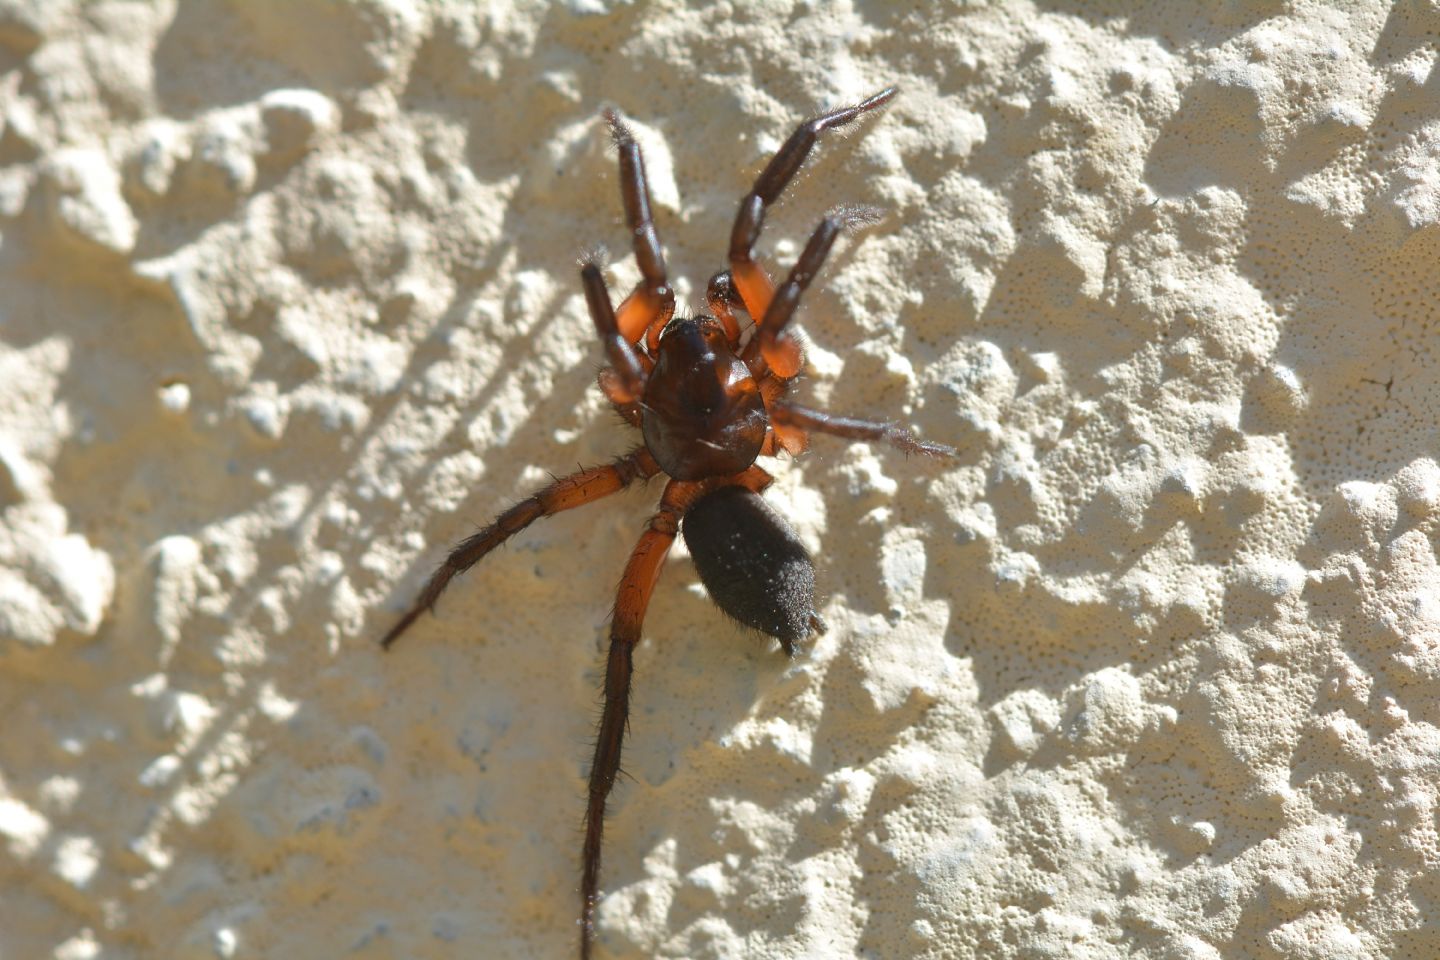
380,449,660,649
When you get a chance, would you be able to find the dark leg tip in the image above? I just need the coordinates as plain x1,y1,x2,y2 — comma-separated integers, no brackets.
379,604,432,650
861,86,899,111
602,106,632,146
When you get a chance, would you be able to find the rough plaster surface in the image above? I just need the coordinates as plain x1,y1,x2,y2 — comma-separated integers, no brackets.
2,2,1439,958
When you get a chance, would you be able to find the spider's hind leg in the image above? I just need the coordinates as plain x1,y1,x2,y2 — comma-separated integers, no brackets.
580,478,693,958
380,449,660,649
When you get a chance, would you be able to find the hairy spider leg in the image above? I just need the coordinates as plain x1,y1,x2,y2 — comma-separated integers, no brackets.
580,478,687,960
727,87,897,336
740,209,855,454
744,205,885,380
604,108,675,349
582,261,648,407
757,375,804,457
770,401,958,459
580,466,772,959
379,449,660,650
742,214,838,379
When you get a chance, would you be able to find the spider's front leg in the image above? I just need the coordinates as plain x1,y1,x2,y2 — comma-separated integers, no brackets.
741,205,882,379
580,478,694,959
728,87,896,328
379,449,660,649
603,108,675,352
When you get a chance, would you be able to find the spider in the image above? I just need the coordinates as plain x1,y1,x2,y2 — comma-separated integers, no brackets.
381,86,954,959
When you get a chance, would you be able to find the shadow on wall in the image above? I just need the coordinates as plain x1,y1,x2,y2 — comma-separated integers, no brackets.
154,0,392,117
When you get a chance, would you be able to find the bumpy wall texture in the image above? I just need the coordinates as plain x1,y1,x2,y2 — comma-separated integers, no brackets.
2,2,1439,958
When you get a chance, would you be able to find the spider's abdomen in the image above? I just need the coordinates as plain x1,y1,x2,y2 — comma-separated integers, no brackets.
642,317,767,481
682,485,819,652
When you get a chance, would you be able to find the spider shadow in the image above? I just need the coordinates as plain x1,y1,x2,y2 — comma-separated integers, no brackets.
153,0,388,119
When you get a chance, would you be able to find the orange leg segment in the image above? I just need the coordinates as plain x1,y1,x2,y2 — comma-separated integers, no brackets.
730,257,775,328
616,288,672,347
605,107,675,346
727,87,896,348
577,466,774,957
380,449,660,649
580,478,693,958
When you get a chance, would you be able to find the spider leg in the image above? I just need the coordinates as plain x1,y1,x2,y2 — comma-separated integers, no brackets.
581,259,647,406
770,401,957,458
581,478,695,958
757,377,808,457
740,205,884,380
762,422,808,458
380,449,661,649
716,463,781,504
728,87,897,324
604,108,676,348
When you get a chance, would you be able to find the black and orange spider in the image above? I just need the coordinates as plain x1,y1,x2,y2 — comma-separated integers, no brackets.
381,86,953,958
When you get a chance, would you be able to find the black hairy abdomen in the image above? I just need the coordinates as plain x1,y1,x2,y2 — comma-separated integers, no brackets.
682,486,817,647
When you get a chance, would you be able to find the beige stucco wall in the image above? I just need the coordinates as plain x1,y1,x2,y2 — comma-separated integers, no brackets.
2,2,1439,957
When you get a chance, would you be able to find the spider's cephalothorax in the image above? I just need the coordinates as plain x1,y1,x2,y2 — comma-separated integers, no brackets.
380,86,954,959
642,315,766,480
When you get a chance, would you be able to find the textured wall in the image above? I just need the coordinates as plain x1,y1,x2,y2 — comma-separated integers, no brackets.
2,2,1439,958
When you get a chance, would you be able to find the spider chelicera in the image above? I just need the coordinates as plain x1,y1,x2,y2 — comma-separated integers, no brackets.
381,86,954,958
